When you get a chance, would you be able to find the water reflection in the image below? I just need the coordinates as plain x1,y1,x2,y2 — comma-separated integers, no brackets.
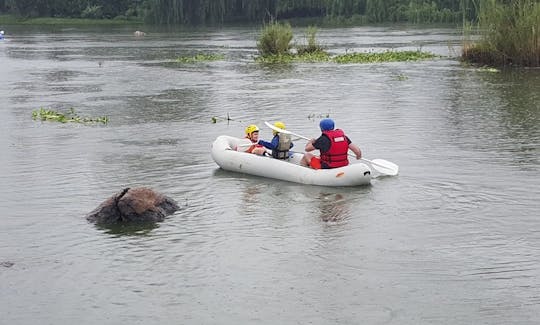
481,70,540,165
95,221,160,237
442,67,540,167
317,191,351,223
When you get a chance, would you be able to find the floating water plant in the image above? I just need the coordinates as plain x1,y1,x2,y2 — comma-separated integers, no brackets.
256,50,435,64
32,107,109,124
477,67,500,73
334,50,437,64
256,51,331,63
396,73,409,81
175,53,224,63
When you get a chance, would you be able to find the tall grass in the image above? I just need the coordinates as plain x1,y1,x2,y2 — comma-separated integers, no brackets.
462,0,540,67
257,21,293,57
296,26,325,55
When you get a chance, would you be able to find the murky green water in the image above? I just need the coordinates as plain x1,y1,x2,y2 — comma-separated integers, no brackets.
1,24,539,324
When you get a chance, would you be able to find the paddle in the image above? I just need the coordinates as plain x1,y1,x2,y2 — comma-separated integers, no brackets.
264,121,399,176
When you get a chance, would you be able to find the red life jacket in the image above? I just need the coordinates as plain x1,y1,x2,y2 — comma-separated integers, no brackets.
245,136,263,153
320,129,349,168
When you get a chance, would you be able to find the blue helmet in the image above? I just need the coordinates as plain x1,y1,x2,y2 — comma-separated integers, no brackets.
319,118,335,131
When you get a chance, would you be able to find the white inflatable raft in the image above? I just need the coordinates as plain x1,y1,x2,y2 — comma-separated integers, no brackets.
211,135,372,187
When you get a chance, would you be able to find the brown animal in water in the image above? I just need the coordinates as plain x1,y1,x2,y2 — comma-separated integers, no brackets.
86,187,179,225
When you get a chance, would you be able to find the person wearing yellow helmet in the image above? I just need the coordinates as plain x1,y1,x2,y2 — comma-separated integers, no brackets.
258,121,294,159
237,124,266,155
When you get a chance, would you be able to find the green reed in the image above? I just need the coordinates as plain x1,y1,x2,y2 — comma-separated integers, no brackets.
462,0,540,67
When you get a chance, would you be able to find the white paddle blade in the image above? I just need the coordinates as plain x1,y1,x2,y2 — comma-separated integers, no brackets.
264,121,310,140
370,159,399,176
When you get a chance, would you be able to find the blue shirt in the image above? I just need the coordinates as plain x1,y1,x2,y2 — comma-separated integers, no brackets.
258,135,294,154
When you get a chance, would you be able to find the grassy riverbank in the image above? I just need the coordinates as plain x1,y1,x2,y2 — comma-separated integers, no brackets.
461,0,540,67
0,14,143,25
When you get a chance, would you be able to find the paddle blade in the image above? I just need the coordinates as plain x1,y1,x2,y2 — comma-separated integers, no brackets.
370,159,399,176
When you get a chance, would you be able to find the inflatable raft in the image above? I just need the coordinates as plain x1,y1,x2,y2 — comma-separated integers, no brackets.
211,135,372,187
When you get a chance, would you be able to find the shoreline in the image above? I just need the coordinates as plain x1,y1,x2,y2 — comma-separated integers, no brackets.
0,14,143,26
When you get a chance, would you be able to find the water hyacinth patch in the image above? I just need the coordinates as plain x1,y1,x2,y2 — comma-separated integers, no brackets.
256,52,331,63
334,50,437,64
256,50,435,64
32,107,109,124
175,53,224,63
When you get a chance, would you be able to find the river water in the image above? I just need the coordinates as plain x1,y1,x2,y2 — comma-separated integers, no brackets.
1,24,539,324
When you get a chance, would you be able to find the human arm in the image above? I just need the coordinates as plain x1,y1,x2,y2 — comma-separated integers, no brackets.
307,135,330,153
348,143,362,160
305,139,316,152
257,135,278,150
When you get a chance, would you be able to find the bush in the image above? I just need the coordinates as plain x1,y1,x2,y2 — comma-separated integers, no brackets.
296,26,326,55
81,5,103,19
257,21,293,57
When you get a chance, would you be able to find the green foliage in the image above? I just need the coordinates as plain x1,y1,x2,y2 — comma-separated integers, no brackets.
256,52,332,63
0,0,473,25
256,22,435,64
32,108,109,124
334,50,437,63
462,0,540,67
405,1,461,23
81,5,103,19
256,49,435,64
296,26,326,55
257,21,294,57
1,0,143,21
174,53,224,63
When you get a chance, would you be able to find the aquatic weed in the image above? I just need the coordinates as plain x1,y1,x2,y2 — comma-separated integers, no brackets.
334,50,437,64
175,53,224,63
32,107,109,124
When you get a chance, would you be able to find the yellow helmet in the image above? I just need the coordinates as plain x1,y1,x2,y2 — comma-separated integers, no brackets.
245,124,259,136
273,121,286,135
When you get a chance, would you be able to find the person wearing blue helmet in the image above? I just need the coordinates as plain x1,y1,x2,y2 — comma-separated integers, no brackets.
300,118,362,169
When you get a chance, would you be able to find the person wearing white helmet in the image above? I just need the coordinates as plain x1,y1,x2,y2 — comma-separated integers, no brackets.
300,118,362,169
0,31,4,40
258,121,294,159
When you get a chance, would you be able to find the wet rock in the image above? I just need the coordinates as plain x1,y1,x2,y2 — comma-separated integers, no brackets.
86,187,179,225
